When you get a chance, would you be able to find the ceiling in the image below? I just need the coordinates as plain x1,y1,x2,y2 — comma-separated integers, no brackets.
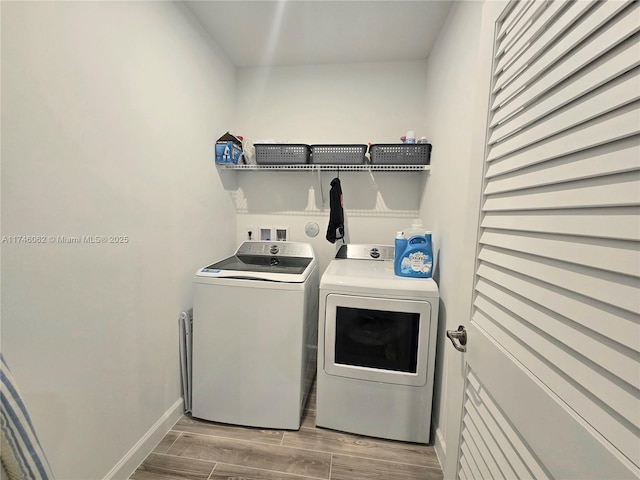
182,1,454,67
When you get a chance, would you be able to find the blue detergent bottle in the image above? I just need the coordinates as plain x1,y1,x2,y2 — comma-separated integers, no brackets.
394,231,408,275
394,220,433,278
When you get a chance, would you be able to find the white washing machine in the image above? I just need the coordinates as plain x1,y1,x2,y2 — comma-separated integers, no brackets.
192,241,318,430
317,244,439,444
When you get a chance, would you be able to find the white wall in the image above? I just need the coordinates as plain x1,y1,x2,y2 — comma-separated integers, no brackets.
233,62,429,272
237,61,428,145
0,2,237,478
418,1,485,474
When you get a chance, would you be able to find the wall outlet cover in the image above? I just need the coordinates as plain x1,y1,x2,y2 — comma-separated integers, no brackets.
260,227,272,241
275,228,288,242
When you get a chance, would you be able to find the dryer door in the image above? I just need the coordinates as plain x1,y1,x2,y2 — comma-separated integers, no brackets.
324,294,432,386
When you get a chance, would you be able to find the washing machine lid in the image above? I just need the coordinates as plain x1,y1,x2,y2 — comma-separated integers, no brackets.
321,244,439,298
196,241,316,283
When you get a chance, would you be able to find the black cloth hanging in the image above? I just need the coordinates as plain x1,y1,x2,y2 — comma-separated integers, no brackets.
326,177,344,243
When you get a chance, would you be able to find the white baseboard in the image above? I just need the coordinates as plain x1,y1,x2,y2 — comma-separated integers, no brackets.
434,426,447,472
103,398,184,480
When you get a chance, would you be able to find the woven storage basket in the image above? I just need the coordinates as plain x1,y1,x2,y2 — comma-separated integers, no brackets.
310,144,367,165
370,144,432,165
255,144,310,165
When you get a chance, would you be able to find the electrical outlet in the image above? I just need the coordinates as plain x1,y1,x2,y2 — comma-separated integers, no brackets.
258,227,288,242
260,227,272,241
275,228,288,242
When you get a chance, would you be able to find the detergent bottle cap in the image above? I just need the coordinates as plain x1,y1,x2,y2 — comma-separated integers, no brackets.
396,231,405,238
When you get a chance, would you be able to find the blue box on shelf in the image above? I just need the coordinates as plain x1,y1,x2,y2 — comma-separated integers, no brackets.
215,132,243,164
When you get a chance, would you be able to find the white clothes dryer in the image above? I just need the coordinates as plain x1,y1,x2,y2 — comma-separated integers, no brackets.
192,241,318,430
317,244,439,444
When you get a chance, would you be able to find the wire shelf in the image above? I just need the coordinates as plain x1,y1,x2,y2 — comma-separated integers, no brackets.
221,164,430,172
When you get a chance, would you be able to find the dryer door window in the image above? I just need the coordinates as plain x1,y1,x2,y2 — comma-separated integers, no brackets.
335,306,420,373
324,294,431,386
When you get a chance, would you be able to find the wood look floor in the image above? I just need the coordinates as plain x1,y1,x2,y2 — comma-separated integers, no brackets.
131,380,443,480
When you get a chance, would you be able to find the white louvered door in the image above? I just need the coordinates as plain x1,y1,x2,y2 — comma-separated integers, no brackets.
455,1,640,478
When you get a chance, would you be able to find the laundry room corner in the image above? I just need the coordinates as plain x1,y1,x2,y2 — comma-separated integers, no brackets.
418,0,491,474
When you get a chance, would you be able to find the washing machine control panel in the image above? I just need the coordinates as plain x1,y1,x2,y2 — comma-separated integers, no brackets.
236,241,314,258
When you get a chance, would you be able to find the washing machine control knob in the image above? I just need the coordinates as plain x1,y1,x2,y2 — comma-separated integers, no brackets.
270,245,279,254
370,248,380,259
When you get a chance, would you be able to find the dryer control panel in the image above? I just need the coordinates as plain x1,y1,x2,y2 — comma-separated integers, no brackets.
336,244,394,261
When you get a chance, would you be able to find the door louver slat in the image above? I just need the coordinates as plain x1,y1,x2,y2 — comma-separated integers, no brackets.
495,0,547,60
493,1,634,106
479,229,640,276
496,0,531,43
492,24,640,127
490,67,640,146
493,2,595,87
493,1,568,79
477,248,638,313
480,206,640,241
484,136,640,194
486,105,639,174
475,278,637,387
